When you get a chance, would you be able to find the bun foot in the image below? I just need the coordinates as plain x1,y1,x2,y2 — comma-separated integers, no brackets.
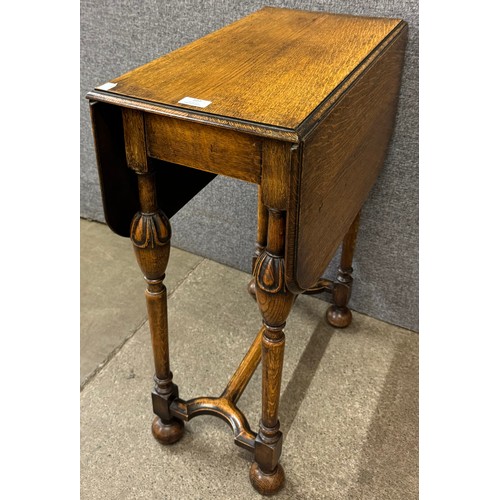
247,278,257,300
151,416,184,445
326,305,352,328
249,462,285,496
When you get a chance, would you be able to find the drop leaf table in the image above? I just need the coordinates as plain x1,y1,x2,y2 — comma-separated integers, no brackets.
86,7,407,495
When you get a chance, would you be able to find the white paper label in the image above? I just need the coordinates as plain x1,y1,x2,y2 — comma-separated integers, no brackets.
97,82,117,91
178,96,212,108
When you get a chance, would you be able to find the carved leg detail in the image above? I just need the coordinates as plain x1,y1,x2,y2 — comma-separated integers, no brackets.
248,186,269,299
250,209,294,495
326,211,361,328
131,173,184,444
122,109,184,444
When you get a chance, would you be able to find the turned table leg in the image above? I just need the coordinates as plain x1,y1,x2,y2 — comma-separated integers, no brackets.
250,208,294,495
131,173,184,444
123,108,184,444
248,185,269,299
326,211,361,328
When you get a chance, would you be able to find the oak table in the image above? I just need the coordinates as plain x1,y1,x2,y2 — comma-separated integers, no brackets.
87,7,407,496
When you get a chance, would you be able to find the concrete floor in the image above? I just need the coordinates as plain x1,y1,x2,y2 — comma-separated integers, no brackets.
81,219,418,499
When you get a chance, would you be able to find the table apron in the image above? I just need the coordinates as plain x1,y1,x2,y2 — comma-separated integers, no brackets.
145,113,263,184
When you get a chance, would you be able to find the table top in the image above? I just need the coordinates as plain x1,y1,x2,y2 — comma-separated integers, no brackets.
88,8,407,293
91,7,402,133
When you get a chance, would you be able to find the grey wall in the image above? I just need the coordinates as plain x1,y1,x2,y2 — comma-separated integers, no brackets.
81,0,418,331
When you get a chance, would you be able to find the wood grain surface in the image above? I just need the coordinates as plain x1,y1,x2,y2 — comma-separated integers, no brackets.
92,7,401,131
122,108,148,174
87,8,409,494
145,114,262,184
285,26,408,292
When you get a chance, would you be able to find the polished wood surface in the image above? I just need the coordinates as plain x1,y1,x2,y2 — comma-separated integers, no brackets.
146,114,262,183
221,326,264,404
123,113,184,443
122,108,148,174
169,326,265,452
86,6,407,496
326,212,361,328
285,25,407,292
252,208,295,495
248,186,269,298
88,7,403,140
